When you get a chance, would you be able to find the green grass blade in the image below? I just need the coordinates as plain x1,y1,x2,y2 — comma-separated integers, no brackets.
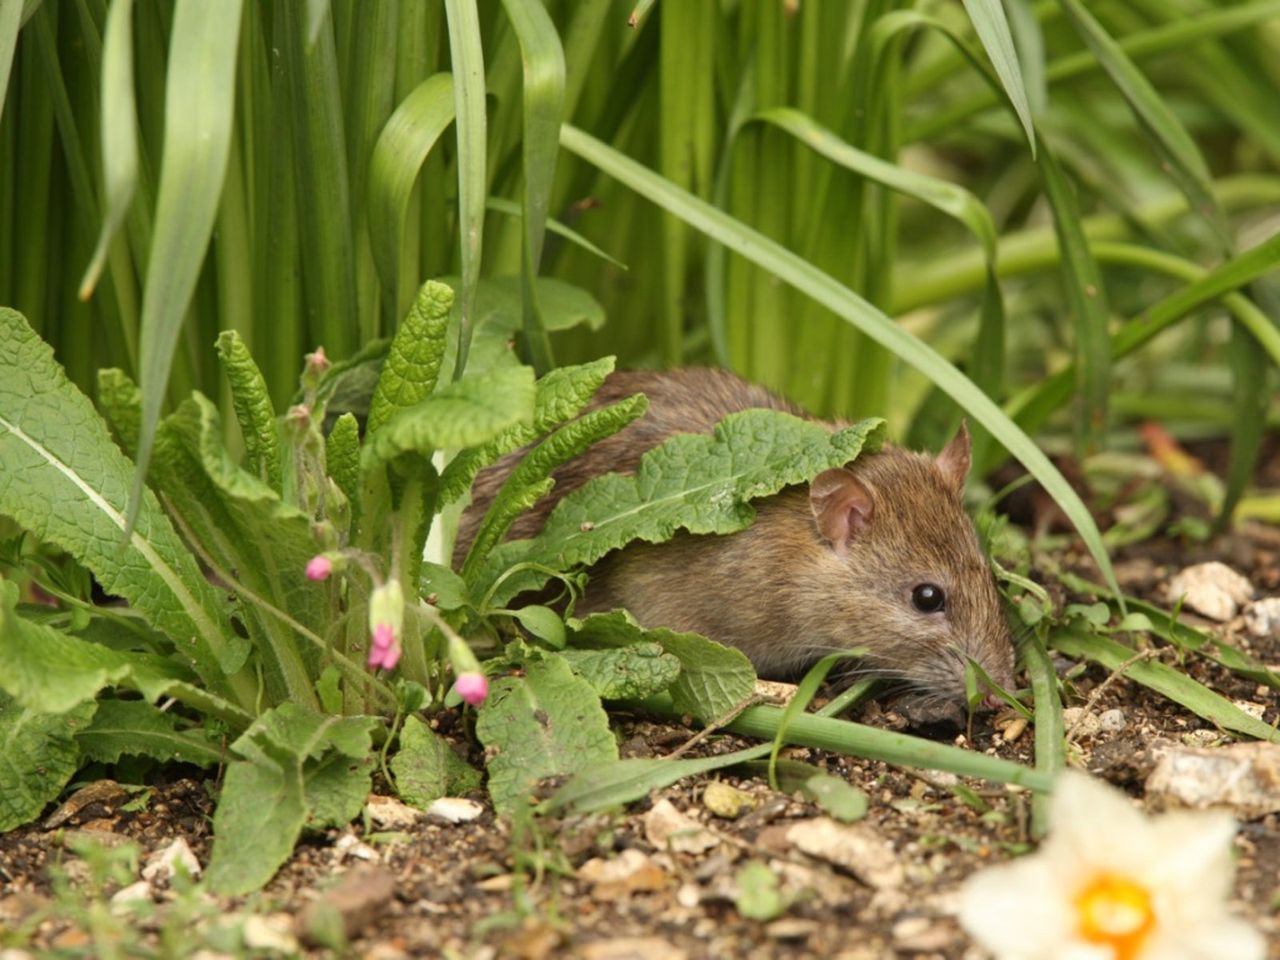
1035,142,1110,453
79,0,136,303
0,0,23,125
961,0,1036,152
129,0,244,533
279,0,356,360
368,72,455,329
560,123,1123,606
1051,628,1280,744
1055,0,1225,243
486,197,626,269
443,0,486,379
498,0,564,374
1021,629,1063,836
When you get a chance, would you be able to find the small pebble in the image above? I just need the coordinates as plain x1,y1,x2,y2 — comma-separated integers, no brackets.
108,881,152,915
425,797,484,823
1244,597,1280,638
702,781,755,819
1166,562,1254,622
365,795,420,829
1099,709,1126,732
1063,707,1101,739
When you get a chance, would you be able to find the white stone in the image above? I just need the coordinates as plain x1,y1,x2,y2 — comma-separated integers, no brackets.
643,799,718,854
1244,597,1280,638
425,797,484,823
785,818,904,889
1166,562,1254,622
142,837,201,882
334,831,380,862
1099,709,1126,732
109,881,152,915
1146,742,1280,819
365,794,421,829
242,914,299,955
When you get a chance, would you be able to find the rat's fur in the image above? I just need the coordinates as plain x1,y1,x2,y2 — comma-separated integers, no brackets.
457,369,1016,717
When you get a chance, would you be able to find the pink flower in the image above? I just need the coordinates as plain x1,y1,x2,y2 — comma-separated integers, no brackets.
454,672,488,706
306,555,333,581
366,581,405,673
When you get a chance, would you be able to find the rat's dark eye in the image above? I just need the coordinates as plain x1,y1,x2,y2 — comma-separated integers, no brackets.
911,583,946,613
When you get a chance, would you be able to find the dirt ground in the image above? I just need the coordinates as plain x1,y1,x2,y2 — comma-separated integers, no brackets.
2,449,1279,960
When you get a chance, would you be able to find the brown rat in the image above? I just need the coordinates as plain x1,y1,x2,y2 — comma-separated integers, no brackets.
457,368,1017,723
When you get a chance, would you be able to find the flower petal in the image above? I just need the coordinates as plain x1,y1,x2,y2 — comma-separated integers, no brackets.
959,855,1077,958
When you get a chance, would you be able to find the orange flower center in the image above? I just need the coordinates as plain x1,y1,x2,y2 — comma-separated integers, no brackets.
1075,873,1156,960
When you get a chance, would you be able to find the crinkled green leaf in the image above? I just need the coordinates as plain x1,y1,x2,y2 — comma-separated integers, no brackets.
0,581,189,713
559,642,681,700
475,654,617,817
439,356,616,504
569,611,755,724
77,699,223,767
0,310,245,698
461,394,648,577
325,412,361,512
391,714,483,807
215,330,282,489
0,692,95,832
96,368,142,458
477,411,885,607
437,276,607,382
362,365,536,470
366,280,455,437
207,704,378,894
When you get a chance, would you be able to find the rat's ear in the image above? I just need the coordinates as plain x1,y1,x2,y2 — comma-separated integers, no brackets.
935,420,971,495
810,468,874,557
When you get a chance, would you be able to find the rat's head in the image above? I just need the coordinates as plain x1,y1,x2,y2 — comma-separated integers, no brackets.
799,424,1016,724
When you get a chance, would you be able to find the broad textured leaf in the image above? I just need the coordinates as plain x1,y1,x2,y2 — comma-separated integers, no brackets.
0,581,188,713
77,699,222,767
477,411,884,607
420,561,471,611
443,0,486,375
475,655,616,816
207,704,378,894
461,394,649,577
130,0,245,536
439,356,616,504
436,276,607,382
560,124,1124,605
0,692,95,831
559,642,681,701
215,330,282,488
569,611,755,724
391,714,482,807
0,309,245,697
368,73,456,323
366,279,454,437
96,368,142,457
362,365,536,469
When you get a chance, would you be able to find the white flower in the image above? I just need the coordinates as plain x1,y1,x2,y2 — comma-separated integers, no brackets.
959,770,1264,960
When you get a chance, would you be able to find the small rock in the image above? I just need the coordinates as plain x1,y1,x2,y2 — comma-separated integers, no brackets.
578,848,668,898
892,915,956,951
1063,707,1102,739
1166,562,1253,622
44,780,128,828
365,794,420,830
643,799,718,854
334,832,380,862
362,946,410,960
785,818,904,890
702,781,755,819
765,918,817,940
425,797,484,823
1146,742,1280,819
142,837,201,882
476,874,516,892
296,866,397,947
109,881,152,915
1244,597,1280,638
578,937,687,960
1232,700,1267,721
243,914,300,955
1098,708,1126,732
675,882,701,908
753,680,798,704
0,892,50,927
998,716,1028,743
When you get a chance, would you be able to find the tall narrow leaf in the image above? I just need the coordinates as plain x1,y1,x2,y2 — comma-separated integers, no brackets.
129,0,244,533
961,0,1036,152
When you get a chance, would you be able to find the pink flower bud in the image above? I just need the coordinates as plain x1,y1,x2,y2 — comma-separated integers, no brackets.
371,622,395,650
305,346,330,375
454,672,488,706
306,555,333,581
